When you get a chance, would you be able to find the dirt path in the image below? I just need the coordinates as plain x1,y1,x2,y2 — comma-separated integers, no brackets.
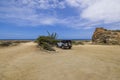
0,42,120,80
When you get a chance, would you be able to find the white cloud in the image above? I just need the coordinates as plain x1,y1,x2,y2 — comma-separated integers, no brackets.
65,0,97,8
81,0,120,23
65,0,80,7
14,0,66,9
0,0,61,26
64,0,120,29
65,0,120,23
0,0,120,29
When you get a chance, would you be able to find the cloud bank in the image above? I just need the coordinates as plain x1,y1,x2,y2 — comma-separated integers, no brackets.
0,0,120,29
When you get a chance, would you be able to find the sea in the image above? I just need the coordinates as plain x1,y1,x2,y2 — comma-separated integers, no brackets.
0,39,91,41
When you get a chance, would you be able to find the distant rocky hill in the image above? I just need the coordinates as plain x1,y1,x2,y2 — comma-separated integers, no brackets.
92,27,120,45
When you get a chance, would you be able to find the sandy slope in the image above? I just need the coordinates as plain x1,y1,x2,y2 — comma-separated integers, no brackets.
0,42,120,80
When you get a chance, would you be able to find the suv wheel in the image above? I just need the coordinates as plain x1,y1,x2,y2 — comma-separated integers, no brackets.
61,45,64,49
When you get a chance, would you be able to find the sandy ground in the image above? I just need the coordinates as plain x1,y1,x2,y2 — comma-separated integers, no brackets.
0,42,120,80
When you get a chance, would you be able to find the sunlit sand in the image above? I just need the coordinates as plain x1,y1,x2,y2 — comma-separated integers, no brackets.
0,42,120,80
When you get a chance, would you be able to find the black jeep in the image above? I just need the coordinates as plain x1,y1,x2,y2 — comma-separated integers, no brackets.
56,40,72,49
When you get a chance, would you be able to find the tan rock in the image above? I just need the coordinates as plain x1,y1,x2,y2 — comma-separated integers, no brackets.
92,27,120,45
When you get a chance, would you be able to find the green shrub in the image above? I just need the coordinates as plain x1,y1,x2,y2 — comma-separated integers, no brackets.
36,32,58,51
77,41,84,45
72,41,84,45
40,42,55,51
36,36,57,46
72,41,76,44
0,41,12,47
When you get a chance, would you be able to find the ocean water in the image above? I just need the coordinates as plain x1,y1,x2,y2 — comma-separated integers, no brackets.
0,39,35,41
0,39,91,41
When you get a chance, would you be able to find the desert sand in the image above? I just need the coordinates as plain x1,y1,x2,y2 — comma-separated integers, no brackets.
0,42,120,80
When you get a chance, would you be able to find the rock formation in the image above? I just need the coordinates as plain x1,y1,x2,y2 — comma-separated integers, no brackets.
92,27,120,45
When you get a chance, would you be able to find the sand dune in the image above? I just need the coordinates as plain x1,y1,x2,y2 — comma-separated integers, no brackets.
0,42,120,80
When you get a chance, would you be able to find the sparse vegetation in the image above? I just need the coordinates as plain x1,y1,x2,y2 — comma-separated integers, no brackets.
112,30,120,32
72,41,84,45
0,41,31,47
36,32,58,51
40,42,55,51
0,41,12,47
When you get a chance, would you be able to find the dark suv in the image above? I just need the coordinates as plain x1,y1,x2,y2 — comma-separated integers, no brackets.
56,40,72,49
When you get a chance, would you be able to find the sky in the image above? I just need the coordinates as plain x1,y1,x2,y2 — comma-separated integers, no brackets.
0,0,120,39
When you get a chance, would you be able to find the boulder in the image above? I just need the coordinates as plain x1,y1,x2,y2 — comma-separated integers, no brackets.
92,27,120,45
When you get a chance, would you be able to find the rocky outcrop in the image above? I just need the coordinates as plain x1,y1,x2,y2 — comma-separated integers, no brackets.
92,27,120,45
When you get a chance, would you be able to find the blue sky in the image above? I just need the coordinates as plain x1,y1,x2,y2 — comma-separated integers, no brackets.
0,0,120,39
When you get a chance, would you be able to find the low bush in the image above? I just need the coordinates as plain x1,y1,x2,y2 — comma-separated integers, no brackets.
36,36,57,46
0,41,12,47
72,41,76,44
72,41,84,45
40,42,55,51
36,32,58,51
77,41,84,45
